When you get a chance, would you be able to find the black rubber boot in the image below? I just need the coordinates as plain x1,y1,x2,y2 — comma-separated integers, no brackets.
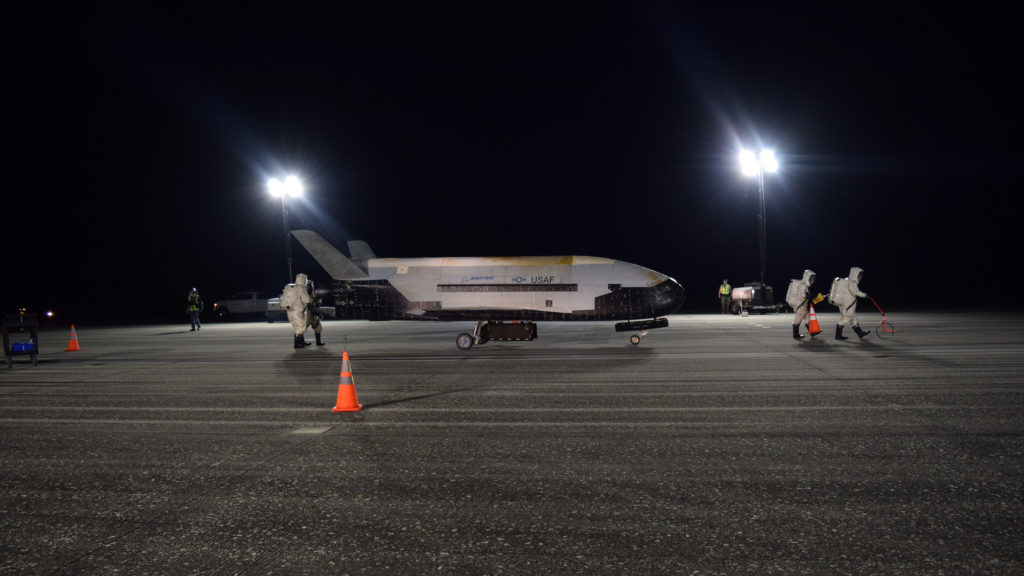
294,335,305,348
836,325,849,341
792,325,803,339
315,332,325,346
853,325,869,339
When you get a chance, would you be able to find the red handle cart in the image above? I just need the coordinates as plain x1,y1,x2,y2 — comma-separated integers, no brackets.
870,297,896,339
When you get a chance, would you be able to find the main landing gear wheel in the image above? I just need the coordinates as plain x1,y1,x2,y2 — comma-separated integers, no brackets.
456,333,475,350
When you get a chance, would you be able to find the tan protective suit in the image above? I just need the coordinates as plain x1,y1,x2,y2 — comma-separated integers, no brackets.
281,273,312,337
832,267,868,327
305,289,323,337
791,269,816,327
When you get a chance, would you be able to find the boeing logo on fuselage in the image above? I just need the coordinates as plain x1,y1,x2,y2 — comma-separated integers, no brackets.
462,276,495,283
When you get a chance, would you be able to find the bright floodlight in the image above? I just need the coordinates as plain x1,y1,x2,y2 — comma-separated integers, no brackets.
737,145,779,287
268,175,304,198
760,149,779,173
284,175,303,197
739,149,759,177
268,178,284,197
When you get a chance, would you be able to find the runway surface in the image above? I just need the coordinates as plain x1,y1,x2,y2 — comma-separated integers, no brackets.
2,311,1023,574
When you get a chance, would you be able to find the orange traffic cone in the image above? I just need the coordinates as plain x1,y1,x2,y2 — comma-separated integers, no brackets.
331,351,362,412
65,325,81,351
807,305,822,336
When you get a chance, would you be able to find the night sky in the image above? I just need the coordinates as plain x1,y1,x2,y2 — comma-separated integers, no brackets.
7,3,1020,325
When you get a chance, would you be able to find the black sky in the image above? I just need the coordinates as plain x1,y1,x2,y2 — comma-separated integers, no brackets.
7,3,1020,324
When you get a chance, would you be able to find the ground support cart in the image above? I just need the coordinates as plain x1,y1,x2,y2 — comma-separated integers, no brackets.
3,313,39,367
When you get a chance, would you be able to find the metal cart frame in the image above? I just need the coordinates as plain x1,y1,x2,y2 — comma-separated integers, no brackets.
3,313,39,367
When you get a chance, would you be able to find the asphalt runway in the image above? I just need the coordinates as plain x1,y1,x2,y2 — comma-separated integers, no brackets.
2,311,1023,574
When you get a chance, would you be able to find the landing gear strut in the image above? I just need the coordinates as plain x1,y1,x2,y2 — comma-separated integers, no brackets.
456,321,487,351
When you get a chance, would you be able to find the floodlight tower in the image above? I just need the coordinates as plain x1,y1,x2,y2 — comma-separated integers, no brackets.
738,148,778,287
268,175,304,281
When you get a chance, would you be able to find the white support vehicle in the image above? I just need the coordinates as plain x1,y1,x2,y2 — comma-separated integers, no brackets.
213,292,269,320
265,295,336,323
729,282,782,315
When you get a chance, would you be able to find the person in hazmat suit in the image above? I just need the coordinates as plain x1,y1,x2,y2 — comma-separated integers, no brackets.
829,266,870,340
305,279,326,346
281,273,313,348
786,269,816,339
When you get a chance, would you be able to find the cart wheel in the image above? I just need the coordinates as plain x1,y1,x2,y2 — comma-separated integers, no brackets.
630,334,641,346
456,333,475,350
876,320,896,339
31,354,38,366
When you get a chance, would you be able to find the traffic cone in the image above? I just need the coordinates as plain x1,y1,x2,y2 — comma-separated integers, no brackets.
65,325,81,351
807,305,822,336
331,351,362,412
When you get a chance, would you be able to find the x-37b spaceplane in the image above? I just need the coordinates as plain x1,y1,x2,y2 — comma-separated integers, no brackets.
290,230,685,349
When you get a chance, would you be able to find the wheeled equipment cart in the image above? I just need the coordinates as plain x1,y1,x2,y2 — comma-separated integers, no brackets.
3,313,39,368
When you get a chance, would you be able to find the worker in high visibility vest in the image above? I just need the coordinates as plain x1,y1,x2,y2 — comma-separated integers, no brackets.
718,279,732,314
186,288,203,332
